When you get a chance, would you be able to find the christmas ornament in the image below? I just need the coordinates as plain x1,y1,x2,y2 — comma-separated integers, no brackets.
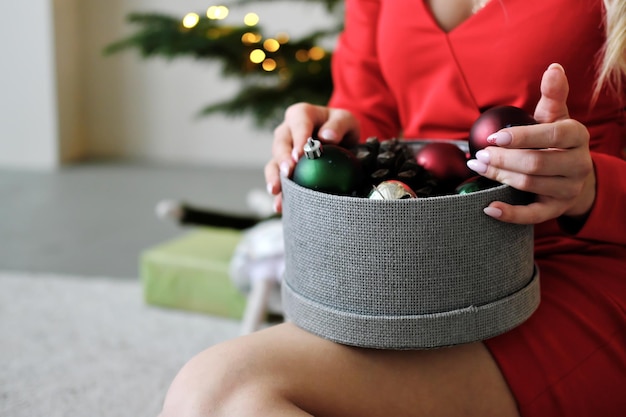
414,142,473,192
368,180,417,200
469,106,537,157
292,137,361,196
455,176,501,194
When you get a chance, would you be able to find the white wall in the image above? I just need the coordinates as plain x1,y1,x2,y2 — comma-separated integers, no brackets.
0,1,336,170
0,1,60,169
81,0,335,169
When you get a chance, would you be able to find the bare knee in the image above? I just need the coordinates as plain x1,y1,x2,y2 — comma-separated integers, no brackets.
160,335,286,417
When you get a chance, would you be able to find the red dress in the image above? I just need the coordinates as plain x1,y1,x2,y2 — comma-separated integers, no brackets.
328,0,626,414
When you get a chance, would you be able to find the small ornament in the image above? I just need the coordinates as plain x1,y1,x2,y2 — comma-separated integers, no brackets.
414,142,473,192
368,180,417,200
455,176,501,194
469,106,537,157
292,137,361,196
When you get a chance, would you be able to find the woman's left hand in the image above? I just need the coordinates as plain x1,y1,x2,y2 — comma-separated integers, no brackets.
466,63,596,225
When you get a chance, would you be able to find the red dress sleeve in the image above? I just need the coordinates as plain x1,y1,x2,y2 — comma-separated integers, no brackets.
571,152,626,245
327,0,401,141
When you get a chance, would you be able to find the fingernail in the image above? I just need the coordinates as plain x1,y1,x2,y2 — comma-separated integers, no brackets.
266,182,274,195
484,207,503,218
487,131,512,146
272,198,280,213
279,161,290,177
291,149,299,162
319,129,337,141
548,62,564,73
475,149,490,164
467,159,488,174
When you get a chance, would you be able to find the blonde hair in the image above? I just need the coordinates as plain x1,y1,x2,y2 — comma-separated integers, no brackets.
595,0,626,100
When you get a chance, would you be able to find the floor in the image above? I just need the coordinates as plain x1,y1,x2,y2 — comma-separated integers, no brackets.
0,160,266,279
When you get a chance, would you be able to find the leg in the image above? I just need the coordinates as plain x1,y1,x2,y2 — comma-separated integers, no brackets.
160,322,519,417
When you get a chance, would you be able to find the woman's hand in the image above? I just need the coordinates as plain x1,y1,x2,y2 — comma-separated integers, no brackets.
466,63,596,225
264,102,360,212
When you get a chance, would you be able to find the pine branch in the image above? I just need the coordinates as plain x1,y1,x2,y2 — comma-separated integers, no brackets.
103,3,342,128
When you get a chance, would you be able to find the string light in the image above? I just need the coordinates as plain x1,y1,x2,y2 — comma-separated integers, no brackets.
244,12,260,26
182,13,200,29
262,58,277,71
249,49,266,64
263,38,280,52
308,46,325,61
207,5,229,20
276,32,290,44
295,49,309,62
241,32,262,45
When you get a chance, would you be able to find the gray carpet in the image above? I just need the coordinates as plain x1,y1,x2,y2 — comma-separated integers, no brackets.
0,271,240,417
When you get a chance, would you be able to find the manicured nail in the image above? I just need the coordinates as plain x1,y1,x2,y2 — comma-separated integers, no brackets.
475,149,490,164
266,182,274,195
319,129,337,141
487,131,512,146
279,161,290,177
291,149,299,162
467,159,488,174
548,62,564,73
272,198,280,213
483,206,503,218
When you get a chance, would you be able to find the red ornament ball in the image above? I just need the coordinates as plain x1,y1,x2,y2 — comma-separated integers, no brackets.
469,105,537,157
414,142,473,190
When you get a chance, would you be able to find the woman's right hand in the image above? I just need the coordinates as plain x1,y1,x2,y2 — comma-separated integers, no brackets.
264,102,360,213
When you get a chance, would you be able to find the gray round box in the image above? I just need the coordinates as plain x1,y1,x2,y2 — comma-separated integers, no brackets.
280,144,539,349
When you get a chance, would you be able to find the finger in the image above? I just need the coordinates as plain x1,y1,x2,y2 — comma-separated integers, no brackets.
273,122,298,166
534,63,570,123
273,194,283,214
283,103,331,161
264,160,283,195
492,170,581,201
486,118,589,150
483,200,565,225
474,144,589,177
272,103,327,177
317,108,361,147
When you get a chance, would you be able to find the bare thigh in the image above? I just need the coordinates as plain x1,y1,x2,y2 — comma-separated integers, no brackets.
162,322,520,417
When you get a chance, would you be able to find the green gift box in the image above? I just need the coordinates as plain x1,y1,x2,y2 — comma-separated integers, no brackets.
140,227,247,319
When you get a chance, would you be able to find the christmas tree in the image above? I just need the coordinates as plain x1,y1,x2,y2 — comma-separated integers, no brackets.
104,0,343,128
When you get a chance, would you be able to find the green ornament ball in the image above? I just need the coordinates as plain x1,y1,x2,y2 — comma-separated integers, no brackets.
455,176,501,195
292,138,361,196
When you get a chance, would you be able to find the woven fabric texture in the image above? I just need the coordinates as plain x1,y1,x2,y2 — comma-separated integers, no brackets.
281,176,538,349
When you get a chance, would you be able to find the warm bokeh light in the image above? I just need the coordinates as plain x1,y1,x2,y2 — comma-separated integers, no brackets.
276,32,290,44
262,58,277,71
182,13,200,29
249,49,266,63
241,32,262,45
295,49,310,62
207,5,229,20
244,12,260,26
308,46,325,61
263,38,280,52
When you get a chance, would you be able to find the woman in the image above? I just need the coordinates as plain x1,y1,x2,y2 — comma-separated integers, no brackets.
161,0,626,415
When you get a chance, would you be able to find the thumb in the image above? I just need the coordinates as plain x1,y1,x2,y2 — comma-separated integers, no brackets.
534,63,570,123
317,108,361,147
